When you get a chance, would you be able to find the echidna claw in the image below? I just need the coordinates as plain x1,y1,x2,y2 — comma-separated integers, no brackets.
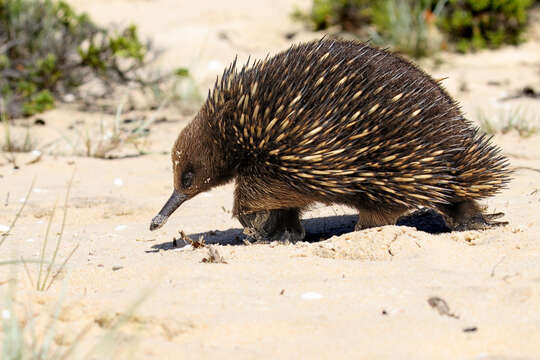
484,212,505,221
453,213,508,231
486,220,508,227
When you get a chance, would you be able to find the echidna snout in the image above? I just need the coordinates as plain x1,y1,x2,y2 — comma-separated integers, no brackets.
150,190,186,231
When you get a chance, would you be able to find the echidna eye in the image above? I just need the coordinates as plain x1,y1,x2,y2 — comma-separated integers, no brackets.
181,171,194,189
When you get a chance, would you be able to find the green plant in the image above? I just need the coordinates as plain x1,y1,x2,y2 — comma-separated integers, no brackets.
306,0,374,31
370,0,447,57
0,0,157,118
477,107,538,137
438,0,534,52
295,0,536,55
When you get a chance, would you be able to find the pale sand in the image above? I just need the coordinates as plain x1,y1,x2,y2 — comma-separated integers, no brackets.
1,1,540,359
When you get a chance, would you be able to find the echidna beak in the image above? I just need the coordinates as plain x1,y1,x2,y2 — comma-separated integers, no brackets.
149,190,187,231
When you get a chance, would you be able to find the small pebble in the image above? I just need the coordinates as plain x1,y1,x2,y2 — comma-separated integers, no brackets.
1,310,10,320
113,178,124,187
0,224,9,233
112,266,123,271
301,292,323,300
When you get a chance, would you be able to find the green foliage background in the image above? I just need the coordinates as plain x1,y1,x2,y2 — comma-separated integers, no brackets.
0,0,151,118
300,0,536,56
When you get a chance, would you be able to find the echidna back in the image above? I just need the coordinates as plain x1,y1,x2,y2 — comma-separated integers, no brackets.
202,39,509,208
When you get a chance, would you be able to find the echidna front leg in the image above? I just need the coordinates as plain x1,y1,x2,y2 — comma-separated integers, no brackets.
438,199,507,231
237,208,305,243
233,174,310,242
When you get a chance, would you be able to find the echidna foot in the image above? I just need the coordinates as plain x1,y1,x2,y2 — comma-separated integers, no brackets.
238,208,305,243
439,200,508,231
451,212,508,231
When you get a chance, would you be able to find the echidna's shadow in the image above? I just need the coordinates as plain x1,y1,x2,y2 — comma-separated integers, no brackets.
150,209,450,251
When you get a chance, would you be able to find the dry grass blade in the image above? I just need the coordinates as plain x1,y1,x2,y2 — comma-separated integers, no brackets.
0,177,35,248
21,256,35,287
37,197,59,291
41,169,76,290
0,259,50,265
46,243,79,291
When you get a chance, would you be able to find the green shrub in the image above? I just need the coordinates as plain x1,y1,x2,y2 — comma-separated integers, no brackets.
370,0,446,58
308,0,374,31
296,0,536,55
0,0,154,118
438,0,534,52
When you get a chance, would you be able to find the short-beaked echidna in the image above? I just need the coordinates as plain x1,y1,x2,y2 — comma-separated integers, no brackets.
150,39,510,241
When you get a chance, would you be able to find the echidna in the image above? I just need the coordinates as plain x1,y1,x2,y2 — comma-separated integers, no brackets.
149,39,510,241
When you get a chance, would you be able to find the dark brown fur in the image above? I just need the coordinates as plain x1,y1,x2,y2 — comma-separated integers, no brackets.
157,39,511,240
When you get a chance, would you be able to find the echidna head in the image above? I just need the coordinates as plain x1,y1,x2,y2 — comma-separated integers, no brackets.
149,118,233,231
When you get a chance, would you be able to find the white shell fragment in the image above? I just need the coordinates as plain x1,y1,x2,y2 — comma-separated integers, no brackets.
207,60,224,72
113,178,124,187
114,225,128,231
0,224,9,233
301,292,323,300
1,310,10,320
174,244,193,252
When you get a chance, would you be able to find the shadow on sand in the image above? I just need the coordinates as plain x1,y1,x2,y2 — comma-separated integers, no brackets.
150,208,450,252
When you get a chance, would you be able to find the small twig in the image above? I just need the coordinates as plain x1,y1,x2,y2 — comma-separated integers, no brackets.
490,256,506,278
178,230,205,248
201,246,227,264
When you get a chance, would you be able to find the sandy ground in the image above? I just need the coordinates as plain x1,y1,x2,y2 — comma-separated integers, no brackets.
1,1,540,359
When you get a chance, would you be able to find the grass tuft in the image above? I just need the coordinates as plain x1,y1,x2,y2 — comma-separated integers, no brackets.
477,107,538,138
